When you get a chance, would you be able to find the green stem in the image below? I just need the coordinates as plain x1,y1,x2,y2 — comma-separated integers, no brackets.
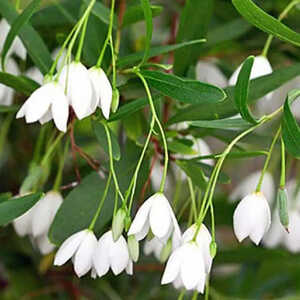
96,0,116,68
262,0,300,57
187,177,197,221
177,290,185,300
192,291,198,300
32,125,48,163
89,172,112,230
0,113,14,155
109,35,117,88
15,0,21,10
103,123,125,202
256,127,281,192
135,71,169,192
280,135,286,188
75,13,89,62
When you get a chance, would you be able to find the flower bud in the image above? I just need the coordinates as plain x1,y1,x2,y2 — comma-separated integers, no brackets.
112,208,126,241
124,214,131,232
277,187,289,230
159,239,172,263
111,88,120,113
127,235,139,262
209,241,217,258
20,164,43,195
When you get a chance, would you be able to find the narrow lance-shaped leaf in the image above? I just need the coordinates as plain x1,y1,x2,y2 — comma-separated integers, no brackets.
281,89,300,158
235,56,258,124
140,0,153,65
140,70,226,105
1,0,42,70
190,118,250,130
232,0,300,47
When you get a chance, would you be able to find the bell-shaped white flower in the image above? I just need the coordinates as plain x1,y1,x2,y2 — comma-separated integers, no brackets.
16,81,69,132
13,204,37,237
181,224,213,273
54,229,97,277
229,55,273,101
233,192,271,245
196,61,228,88
161,242,206,293
283,211,300,253
88,67,112,119
0,58,20,106
59,62,96,120
0,18,27,60
128,193,181,248
92,230,133,277
31,191,63,237
36,233,56,255
263,211,284,249
144,237,164,260
230,171,275,203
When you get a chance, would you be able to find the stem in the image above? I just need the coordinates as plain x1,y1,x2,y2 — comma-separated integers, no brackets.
75,14,89,62
262,0,300,57
187,178,197,221
15,0,21,11
0,113,14,155
256,127,281,192
89,172,112,230
33,125,48,163
192,291,198,300
96,0,116,67
177,290,185,300
103,123,125,202
135,71,169,192
109,35,117,87
280,135,286,188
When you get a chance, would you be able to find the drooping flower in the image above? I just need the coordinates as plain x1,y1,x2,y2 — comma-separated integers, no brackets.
92,230,133,277
88,67,112,119
283,211,300,253
0,18,27,60
0,58,20,106
144,237,164,261
128,193,181,248
233,192,271,245
36,233,56,255
13,204,37,237
59,62,97,120
196,60,228,88
54,229,98,277
16,81,69,132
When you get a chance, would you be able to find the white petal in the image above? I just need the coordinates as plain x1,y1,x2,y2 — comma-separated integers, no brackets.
149,194,172,239
36,234,55,255
98,69,112,119
263,212,284,248
93,231,111,277
161,247,183,285
196,273,207,294
128,196,154,237
74,231,97,277
25,67,43,85
283,211,300,253
125,260,133,275
39,110,53,124
54,229,87,266
134,219,150,241
13,205,36,236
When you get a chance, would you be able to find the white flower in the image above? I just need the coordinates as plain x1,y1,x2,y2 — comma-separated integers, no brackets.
88,67,112,119
230,171,275,203
0,18,27,60
161,242,206,293
229,55,273,101
36,233,56,255
92,230,133,277
128,193,181,248
144,237,164,260
31,191,63,237
59,62,97,120
54,229,97,277
196,61,228,88
283,211,300,253
25,67,43,85
13,205,36,237
16,81,69,132
233,192,271,245
0,58,20,106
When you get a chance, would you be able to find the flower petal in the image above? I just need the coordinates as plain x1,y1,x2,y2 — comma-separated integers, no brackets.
161,247,182,285
93,231,111,277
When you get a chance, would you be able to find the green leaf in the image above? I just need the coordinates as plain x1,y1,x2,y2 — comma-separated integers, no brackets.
0,105,19,113
282,89,300,158
0,192,12,203
190,118,250,130
117,39,205,68
92,120,121,161
174,0,214,75
235,56,258,124
140,0,153,65
140,70,226,105
122,4,162,28
50,141,149,244
0,0,53,74
168,139,197,155
109,96,161,122
232,0,300,47
0,72,39,96
169,63,300,124
0,193,42,226
195,150,268,160
1,0,42,70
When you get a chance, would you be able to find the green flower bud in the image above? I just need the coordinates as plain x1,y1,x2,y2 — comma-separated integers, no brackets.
111,88,120,113
159,239,172,263
127,235,139,262
112,208,126,241
210,241,217,258
277,187,289,229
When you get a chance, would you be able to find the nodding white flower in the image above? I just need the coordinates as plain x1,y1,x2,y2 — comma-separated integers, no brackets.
88,67,113,119
161,242,206,293
263,212,284,249
13,204,37,237
0,18,27,60
36,233,56,255
0,58,20,106
92,230,133,277
233,192,271,245
31,191,63,237
54,229,98,277
59,62,97,120
181,224,213,273
230,171,275,203
229,55,273,101
144,237,164,260
16,81,69,132
283,211,300,253
196,61,228,88
128,193,181,248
